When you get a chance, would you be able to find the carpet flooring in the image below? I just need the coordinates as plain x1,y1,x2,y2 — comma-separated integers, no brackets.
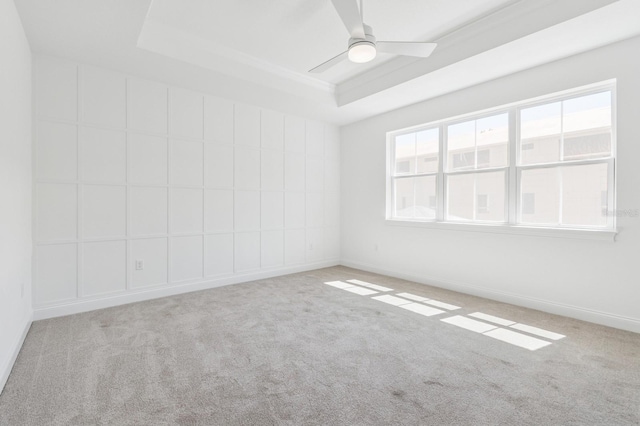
1,266,639,425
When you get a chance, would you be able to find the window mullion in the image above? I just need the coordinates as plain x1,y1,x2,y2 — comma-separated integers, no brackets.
388,137,394,219
509,109,518,225
472,174,477,221
437,124,446,222
560,101,565,162
557,167,563,226
474,120,478,169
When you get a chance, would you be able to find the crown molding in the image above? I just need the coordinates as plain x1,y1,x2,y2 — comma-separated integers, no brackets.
137,18,336,96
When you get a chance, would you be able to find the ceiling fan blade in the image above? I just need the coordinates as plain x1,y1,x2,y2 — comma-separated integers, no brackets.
331,0,365,39
309,51,349,73
377,42,438,58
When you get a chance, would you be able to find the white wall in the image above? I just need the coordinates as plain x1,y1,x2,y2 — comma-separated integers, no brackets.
0,0,32,392
33,55,340,319
341,36,640,333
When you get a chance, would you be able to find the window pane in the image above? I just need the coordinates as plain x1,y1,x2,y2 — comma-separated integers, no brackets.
414,175,437,219
475,171,506,222
448,114,509,171
520,168,560,225
522,193,535,215
395,133,415,174
416,128,439,174
519,163,609,228
562,92,612,161
476,113,508,168
447,173,475,221
520,102,561,165
446,171,505,222
561,163,609,227
447,121,475,171
394,178,414,218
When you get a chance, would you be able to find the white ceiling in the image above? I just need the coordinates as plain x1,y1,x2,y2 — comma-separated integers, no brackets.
14,0,640,125
144,0,515,84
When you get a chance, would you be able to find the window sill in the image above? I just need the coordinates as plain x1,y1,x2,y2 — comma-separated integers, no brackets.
385,219,617,242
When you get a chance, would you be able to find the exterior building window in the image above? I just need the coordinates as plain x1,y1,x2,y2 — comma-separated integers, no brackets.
396,160,411,173
522,142,535,150
387,83,615,232
522,193,535,215
477,194,489,214
428,195,437,209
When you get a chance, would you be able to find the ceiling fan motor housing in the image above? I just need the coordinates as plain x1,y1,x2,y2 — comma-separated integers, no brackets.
347,24,377,63
348,24,376,49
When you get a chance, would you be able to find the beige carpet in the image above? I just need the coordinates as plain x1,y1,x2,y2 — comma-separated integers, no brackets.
1,266,639,425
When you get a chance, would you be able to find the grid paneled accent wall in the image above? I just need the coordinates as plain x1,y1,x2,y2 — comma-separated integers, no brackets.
33,56,340,308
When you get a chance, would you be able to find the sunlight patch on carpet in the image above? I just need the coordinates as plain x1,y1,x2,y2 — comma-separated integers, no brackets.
346,279,393,292
399,303,445,317
441,315,498,333
484,328,552,351
372,295,414,306
469,312,516,326
510,323,565,340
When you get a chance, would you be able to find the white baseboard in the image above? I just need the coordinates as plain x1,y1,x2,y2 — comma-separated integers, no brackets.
34,260,339,321
340,259,640,334
0,313,32,395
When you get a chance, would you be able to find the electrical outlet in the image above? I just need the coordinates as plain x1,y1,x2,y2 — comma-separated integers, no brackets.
373,243,379,252
135,260,144,270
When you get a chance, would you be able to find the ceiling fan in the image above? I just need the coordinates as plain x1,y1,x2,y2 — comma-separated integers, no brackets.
309,0,438,73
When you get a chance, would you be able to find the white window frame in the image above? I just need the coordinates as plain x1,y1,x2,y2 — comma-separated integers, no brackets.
443,110,511,224
388,127,440,221
386,81,617,242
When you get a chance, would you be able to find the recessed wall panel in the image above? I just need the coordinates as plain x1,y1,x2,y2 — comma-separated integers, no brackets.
36,121,77,181
170,89,203,140
128,133,168,185
35,244,77,304
235,104,260,147
127,78,167,134
82,185,126,239
131,238,168,288
204,96,234,143
204,189,234,232
82,66,126,128
171,236,203,282
205,233,234,277
37,183,77,242
37,57,77,121
80,127,126,184
130,187,167,236
234,232,260,271
82,240,126,296
171,188,203,234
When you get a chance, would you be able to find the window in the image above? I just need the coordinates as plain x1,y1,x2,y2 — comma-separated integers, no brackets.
445,112,508,223
517,91,613,228
390,128,439,220
387,83,615,233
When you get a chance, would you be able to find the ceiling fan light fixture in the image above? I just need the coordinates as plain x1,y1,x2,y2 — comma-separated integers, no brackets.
308,0,437,73
348,41,376,63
